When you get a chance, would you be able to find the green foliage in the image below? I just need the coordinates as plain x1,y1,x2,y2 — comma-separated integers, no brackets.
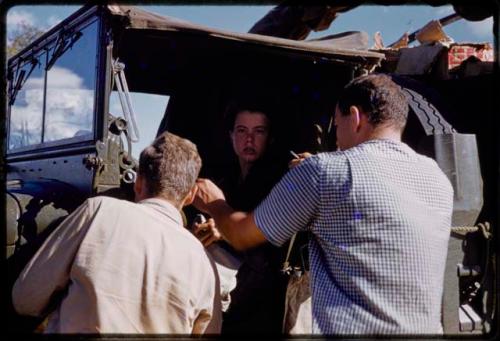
7,22,44,58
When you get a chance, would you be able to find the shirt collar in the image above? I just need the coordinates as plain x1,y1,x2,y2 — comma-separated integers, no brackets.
357,139,416,158
138,198,184,226
361,138,409,150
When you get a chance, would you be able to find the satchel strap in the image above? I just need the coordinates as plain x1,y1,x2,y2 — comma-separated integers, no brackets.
282,233,297,274
282,232,310,276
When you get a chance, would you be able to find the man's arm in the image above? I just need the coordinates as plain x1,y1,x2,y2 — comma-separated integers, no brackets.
195,155,320,250
193,253,223,334
194,179,267,251
12,199,94,317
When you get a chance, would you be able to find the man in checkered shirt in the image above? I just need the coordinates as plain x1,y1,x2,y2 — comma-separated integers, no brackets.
194,74,454,335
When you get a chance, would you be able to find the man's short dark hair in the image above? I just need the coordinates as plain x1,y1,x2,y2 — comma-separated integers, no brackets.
138,132,202,205
337,73,408,130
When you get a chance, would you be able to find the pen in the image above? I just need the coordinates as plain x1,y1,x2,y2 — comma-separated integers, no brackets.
290,150,300,159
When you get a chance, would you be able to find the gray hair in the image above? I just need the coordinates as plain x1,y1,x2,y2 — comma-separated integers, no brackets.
138,132,202,205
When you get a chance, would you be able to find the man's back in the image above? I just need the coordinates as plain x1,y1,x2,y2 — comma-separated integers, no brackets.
310,139,453,334
13,196,220,334
254,139,453,334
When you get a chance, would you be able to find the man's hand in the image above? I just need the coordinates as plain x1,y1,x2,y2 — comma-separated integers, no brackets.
288,152,313,169
194,178,226,214
193,218,223,247
193,178,267,251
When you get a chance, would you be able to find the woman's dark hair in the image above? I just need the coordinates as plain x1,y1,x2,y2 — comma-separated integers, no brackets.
223,95,277,133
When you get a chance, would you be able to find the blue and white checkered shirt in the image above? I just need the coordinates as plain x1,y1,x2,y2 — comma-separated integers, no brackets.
255,139,453,335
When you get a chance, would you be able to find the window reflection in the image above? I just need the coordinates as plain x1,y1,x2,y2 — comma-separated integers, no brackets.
8,54,45,149
44,20,98,142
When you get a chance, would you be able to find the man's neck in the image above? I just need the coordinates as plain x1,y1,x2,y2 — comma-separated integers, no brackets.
363,125,402,144
139,195,182,210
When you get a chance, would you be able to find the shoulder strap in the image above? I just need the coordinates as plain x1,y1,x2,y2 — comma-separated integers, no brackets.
282,233,297,274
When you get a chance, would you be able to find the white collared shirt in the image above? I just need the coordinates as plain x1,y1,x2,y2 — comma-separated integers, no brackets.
13,196,221,334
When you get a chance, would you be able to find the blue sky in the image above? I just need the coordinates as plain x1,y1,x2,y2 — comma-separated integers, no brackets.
5,4,495,156
6,4,494,45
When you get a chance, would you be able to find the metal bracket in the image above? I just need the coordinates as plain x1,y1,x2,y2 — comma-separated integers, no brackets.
46,29,83,71
459,304,483,332
112,58,140,142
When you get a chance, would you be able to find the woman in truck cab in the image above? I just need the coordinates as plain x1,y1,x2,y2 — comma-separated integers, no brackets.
193,96,289,335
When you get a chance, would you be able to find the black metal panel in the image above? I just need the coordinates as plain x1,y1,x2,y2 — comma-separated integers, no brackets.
7,154,94,196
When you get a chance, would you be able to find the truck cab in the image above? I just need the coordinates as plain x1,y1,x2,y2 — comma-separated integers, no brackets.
4,4,497,336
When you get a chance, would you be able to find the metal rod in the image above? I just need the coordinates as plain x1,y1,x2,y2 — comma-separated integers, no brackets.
388,13,462,48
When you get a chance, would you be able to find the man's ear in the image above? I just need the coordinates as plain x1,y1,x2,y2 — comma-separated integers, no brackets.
134,174,144,202
349,105,362,133
182,184,199,207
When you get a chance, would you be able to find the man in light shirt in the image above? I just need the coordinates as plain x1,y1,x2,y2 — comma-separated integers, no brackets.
12,132,221,334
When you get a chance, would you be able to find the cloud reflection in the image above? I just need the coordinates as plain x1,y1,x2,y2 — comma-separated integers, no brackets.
9,66,94,149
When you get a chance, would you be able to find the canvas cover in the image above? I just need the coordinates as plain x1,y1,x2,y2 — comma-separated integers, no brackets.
107,5,384,69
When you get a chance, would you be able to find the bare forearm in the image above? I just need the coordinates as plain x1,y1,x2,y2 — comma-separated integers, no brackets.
206,200,265,251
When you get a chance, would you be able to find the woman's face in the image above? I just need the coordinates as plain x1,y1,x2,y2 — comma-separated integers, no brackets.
230,111,270,165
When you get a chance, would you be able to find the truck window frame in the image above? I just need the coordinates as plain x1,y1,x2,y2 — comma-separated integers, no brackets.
6,7,105,159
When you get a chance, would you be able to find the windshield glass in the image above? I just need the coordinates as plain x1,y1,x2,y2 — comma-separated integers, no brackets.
8,52,45,149
44,20,98,142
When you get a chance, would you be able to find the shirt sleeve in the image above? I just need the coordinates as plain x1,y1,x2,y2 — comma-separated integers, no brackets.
254,155,321,246
12,199,95,317
192,252,222,334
